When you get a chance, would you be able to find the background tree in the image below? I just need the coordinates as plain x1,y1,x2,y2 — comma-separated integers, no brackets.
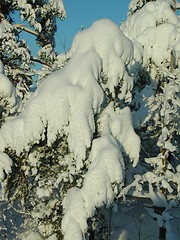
120,0,180,239
0,0,66,90
0,1,66,239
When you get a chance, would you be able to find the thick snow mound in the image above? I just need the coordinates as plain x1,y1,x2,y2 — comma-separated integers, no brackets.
99,103,141,167
121,0,180,70
134,23,180,67
0,19,134,169
121,0,179,40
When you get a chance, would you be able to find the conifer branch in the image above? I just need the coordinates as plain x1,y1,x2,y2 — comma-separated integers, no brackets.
14,24,39,37
30,57,51,67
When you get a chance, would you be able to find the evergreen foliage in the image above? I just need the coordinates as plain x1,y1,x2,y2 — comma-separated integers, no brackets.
0,1,179,240
0,0,66,89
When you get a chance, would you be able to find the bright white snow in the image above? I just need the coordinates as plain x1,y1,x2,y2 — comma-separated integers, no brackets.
0,19,135,168
121,0,180,67
0,60,16,101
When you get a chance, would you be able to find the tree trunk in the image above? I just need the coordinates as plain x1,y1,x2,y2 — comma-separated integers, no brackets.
154,206,166,240
159,227,166,240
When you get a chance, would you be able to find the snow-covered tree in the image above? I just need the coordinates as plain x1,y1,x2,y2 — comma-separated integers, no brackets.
120,0,180,239
0,17,141,239
0,0,180,240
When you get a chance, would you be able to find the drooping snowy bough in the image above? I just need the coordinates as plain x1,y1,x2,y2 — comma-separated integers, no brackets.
0,19,140,239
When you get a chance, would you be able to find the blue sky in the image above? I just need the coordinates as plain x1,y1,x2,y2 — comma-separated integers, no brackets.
16,1,131,58
55,0,131,53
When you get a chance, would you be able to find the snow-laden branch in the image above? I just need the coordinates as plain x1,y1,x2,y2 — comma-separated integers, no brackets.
62,104,140,240
30,56,52,67
62,135,124,239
